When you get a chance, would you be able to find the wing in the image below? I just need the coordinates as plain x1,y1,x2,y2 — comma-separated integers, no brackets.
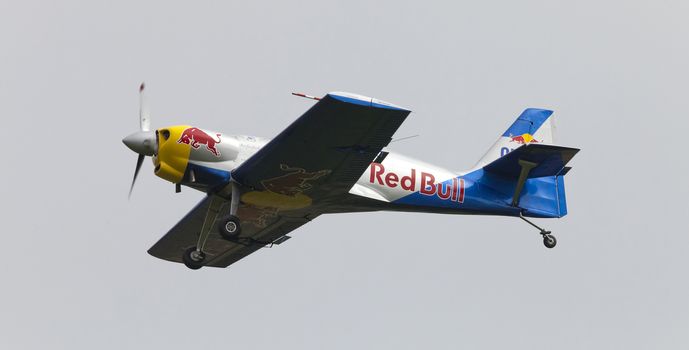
148,195,312,268
231,92,411,200
149,92,410,268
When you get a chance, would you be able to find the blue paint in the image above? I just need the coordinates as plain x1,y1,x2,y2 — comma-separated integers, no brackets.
185,163,232,190
556,175,568,217
391,167,568,218
501,108,553,137
328,93,408,111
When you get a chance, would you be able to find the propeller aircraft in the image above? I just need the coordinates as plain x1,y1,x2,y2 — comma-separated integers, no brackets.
123,84,579,269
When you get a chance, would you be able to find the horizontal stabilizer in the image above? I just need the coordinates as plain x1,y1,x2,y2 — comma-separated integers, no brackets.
484,144,579,179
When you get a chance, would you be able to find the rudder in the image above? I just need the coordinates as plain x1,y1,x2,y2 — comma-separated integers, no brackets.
474,108,556,169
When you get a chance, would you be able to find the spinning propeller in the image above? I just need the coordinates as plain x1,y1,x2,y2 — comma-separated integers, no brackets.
122,83,157,199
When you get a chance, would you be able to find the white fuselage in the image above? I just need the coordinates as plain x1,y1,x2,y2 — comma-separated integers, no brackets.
184,130,462,207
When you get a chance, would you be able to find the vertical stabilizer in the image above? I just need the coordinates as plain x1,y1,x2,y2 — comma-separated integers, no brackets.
474,108,556,169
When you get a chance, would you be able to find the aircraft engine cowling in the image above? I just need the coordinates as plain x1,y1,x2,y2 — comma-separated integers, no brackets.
153,125,240,187
153,125,192,184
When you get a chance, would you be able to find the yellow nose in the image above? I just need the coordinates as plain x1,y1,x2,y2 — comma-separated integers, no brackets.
154,125,192,183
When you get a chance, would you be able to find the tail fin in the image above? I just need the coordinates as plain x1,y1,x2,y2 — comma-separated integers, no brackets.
480,144,579,217
474,108,556,169
470,109,578,218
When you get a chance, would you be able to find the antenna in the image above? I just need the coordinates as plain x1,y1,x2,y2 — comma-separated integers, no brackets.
390,134,420,143
292,92,321,101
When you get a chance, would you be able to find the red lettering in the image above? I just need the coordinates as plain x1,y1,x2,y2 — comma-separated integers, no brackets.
458,178,465,203
400,169,416,191
420,172,436,195
385,172,399,188
451,178,458,201
370,163,385,185
437,181,452,200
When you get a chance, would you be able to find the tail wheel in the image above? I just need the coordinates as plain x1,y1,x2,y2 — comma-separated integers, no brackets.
543,234,557,249
218,215,242,240
182,247,205,270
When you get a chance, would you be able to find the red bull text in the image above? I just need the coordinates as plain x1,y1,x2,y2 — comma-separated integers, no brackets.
369,163,465,203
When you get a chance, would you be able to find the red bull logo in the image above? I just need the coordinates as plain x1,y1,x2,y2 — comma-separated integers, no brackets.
369,163,465,203
261,164,331,196
509,133,539,144
177,127,222,157
237,206,278,228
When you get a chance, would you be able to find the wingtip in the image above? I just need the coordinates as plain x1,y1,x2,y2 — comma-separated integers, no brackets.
327,91,410,112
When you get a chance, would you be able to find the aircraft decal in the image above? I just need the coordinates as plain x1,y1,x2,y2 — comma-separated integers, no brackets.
369,162,465,203
500,133,541,156
508,133,540,145
237,205,278,228
261,164,331,196
177,127,222,157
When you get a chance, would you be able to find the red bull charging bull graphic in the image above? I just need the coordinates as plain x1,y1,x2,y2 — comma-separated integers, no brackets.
509,133,539,145
261,164,331,196
237,205,278,228
499,133,541,156
177,127,222,157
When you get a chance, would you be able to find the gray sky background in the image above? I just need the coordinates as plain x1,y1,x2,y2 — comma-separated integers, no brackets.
1,1,688,349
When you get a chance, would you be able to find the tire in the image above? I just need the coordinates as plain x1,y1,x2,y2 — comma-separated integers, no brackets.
543,234,557,249
182,246,205,270
218,215,242,240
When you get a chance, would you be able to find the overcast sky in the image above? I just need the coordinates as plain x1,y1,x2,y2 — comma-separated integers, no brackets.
1,1,688,349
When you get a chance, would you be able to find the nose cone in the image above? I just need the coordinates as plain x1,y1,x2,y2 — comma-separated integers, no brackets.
122,131,157,156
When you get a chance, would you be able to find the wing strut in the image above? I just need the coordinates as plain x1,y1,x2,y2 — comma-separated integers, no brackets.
184,182,242,269
193,195,224,254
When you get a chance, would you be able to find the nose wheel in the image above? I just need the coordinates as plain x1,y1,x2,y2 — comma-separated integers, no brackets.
519,212,557,249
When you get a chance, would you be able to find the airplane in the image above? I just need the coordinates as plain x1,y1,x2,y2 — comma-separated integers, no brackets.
123,84,579,270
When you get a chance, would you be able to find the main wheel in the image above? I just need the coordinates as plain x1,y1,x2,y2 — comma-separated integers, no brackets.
182,246,205,270
218,215,242,240
543,234,557,249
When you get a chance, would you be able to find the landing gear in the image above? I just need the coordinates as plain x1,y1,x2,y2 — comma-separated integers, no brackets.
542,233,557,249
181,182,243,269
519,212,557,249
219,215,242,240
218,182,242,242
183,246,206,270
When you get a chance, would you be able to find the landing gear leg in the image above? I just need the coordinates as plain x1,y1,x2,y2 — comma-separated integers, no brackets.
218,182,242,241
183,194,225,269
519,212,557,249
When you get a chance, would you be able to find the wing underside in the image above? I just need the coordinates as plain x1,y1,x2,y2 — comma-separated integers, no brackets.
148,195,312,268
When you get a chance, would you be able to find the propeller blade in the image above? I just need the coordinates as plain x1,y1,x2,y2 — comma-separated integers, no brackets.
139,82,150,132
129,154,145,199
